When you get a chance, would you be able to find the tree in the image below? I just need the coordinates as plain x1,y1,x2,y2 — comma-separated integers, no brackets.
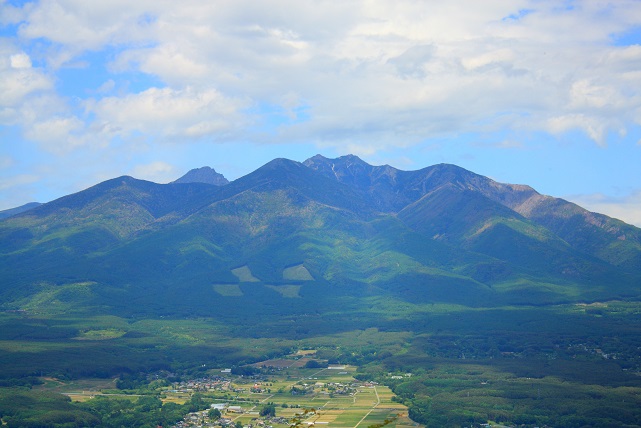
304,360,327,369
209,408,222,420
136,396,162,412
260,403,276,417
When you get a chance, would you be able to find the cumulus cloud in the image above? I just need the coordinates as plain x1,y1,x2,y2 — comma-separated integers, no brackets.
87,86,250,142
4,0,641,152
14,0,160,66
0,45,51,113
9,52,32,69
0,42,90,154
23,115,86,152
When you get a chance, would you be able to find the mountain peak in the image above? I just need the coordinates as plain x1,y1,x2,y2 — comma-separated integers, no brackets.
174,166,229,186
304,153,368,166
303,154,376,179
337,153,368,163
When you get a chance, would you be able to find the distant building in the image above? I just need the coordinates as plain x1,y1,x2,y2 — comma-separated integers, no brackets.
211,403,228,410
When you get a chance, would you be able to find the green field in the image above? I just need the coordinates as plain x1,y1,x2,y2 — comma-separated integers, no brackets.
2,299,641,426
163,363,410,427
11,360,409,428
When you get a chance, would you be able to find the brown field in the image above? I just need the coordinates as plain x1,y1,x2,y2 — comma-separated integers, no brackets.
250,357,312,368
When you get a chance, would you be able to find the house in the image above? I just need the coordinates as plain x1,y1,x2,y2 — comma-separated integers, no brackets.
211,403,228,410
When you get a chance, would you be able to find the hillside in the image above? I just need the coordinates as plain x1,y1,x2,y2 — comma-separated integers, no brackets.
3,155,641,427
1,155,640,318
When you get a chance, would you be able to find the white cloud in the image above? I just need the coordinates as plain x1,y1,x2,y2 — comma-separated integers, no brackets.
95,79,115,94
15,0,159,65
567,191,641,228
0,1,30,26
87,86,250,142
0,42,88,154
3,0,641,153
130,161,177,183
461,49,515,71
546,114,609,146
23,115,86,152
387,44,436,79
10,52,32,69
0,173,39,191
0,69,51,112
0,45,52,112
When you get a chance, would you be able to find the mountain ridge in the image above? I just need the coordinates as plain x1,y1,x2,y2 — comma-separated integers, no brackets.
0,202,42,220
1,155,639,316
304,154,641,268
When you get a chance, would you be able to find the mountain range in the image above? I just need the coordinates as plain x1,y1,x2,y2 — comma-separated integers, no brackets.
1,155,640,318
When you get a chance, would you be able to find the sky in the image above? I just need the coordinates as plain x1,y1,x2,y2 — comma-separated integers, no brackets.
1,0,641,226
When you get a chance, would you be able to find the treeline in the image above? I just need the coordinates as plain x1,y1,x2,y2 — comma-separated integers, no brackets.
0,389,215,428
378,359,641,427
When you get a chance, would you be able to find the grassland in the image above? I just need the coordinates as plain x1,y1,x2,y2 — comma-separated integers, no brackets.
231,266,261,282
283,264,315,281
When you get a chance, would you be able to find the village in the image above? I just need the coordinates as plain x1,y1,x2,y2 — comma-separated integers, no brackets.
162,355,412,428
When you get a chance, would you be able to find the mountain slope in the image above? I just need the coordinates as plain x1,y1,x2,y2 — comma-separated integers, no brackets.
305,154,641,272
1,155,640,316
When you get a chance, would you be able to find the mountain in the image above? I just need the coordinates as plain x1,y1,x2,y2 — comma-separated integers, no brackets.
0,202,41,220
1,155,640,318
173,166,229,185
305,154,641,272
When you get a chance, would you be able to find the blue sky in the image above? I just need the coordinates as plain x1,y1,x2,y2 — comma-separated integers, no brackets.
1,0,641,226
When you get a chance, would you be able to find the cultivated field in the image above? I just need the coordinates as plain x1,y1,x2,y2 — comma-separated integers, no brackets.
163,362,413,427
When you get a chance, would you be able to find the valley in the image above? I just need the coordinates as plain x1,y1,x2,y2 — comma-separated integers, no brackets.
2,155,641,426
38,358,410,428
2,299,641,426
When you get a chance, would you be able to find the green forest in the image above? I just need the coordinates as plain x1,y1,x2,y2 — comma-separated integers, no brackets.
2,299,641,426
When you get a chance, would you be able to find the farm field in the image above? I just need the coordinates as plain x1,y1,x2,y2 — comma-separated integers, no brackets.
3,301,641,426
24,356,412,427
162,362,412,428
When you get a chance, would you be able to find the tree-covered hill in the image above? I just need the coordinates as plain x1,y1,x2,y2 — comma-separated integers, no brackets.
1,155,640,317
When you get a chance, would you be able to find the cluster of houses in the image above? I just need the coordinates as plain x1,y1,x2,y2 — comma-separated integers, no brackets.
249,382,273,393
171,376,236,393
246,416,289,428
172,403,244,428
291,380,368,396
172,403,294,428
173,413,233,428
